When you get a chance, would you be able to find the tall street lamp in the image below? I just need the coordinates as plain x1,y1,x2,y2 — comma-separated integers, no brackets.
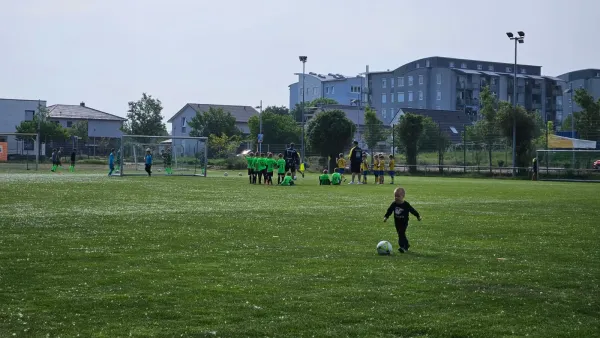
255,100,263,153
564,84,575,168
299,56,307,163
506,31,524,176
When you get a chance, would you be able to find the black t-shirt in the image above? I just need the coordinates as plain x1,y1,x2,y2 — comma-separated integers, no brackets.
384,201,420,226
349,146,363,164
285,148,299,164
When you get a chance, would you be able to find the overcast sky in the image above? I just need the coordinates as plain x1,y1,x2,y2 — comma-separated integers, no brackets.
1,0,598,125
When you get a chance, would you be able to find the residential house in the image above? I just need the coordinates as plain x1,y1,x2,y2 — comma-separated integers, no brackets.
0,98,46,156
48,102,126,139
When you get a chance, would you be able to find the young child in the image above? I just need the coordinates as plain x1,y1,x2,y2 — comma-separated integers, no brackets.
336,153,347,182
276,153,286,185
69,150,76,172
383,187,422,253
108,148,115,176
256,153,267,184
319,169,331,185
115,149,121,172
361,156,369,184
373,153,379,184
388,154,396,185
280,172,295,186
50,149,57,172
163,148,173,175
246,151,255,184
378,154,386,184
56,148,63,171
331,168,342,185
266,153,276,185
144,148,152,176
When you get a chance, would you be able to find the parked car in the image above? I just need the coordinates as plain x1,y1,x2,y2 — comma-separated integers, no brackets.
593,160,600,170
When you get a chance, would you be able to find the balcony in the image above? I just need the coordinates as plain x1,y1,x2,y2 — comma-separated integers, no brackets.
531,87,542,95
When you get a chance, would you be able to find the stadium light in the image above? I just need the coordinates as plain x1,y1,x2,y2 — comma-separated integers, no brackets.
506,31,525,177
299,56,307,163
255,101,263,153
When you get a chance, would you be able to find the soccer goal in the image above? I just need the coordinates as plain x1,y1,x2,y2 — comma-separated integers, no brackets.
120,135,208,177
0,133,42,171
536,149,600,182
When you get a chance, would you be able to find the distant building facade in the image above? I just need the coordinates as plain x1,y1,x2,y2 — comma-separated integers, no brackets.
48,102,126,138
0,98,46,155
289,72,366,108
558,69,600,125
365,57,565,126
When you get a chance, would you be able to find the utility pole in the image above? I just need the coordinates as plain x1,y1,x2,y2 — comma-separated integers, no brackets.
506,31,525,176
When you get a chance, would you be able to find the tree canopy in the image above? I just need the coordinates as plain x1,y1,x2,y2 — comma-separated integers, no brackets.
573,88,600,141
248,111,300,146
262,106,289,116
123,93,167,136
495,101,541,168
290,98,339,122
188,107,240,138
15,104,69,143
306,109,353,168
69,121,89,142
394,113,425,173
363,106,387,152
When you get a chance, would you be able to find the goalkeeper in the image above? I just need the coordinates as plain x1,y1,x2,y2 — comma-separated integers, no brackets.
162,149,173,175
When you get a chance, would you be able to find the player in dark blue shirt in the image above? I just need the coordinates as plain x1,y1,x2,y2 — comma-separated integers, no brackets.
108,149,115,176
384,187,422,253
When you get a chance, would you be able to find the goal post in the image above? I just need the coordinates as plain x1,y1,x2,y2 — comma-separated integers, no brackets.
119,135,208,177
536,149,600,182
0,132,41,171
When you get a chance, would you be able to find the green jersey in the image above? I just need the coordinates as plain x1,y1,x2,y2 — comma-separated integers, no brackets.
246,156,253,169
266,158,276,173
252,157,259,170
319,174,330,185
276,158,286,174
256,157,267,171
331,172,341,185
281,175,293,186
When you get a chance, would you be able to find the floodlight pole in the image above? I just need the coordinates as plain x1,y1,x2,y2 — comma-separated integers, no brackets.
570,84,575,168
36,100,41,171
299,56,307,163
507,31,524,177
257,100,263,153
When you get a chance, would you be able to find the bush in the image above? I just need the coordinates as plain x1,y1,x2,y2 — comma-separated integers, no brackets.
209,157,246,170
76,159,107,165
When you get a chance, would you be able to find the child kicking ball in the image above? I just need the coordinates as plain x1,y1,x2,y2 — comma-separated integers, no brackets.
383,187,422,253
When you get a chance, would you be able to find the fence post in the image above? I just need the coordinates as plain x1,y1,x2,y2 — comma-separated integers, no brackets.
463,124,466,173
438,123,443,174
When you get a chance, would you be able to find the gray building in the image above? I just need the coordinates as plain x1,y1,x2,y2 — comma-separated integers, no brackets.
557,69,600,123
48,102,126,138
365,57,564,125
0,98,46,155
389,108,468,144
289,73,365,108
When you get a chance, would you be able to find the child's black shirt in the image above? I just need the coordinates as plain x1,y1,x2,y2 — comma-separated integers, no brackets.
384,201,420,226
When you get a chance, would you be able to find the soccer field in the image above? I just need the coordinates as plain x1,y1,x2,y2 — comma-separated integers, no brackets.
0,171,598,337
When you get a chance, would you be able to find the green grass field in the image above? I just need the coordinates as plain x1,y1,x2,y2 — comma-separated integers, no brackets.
0,169,598,337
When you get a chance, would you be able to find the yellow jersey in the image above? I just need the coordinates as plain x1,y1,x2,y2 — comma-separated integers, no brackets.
360,160,368,171
373,159,379,171
378,160,386,171
388,159,395,170
337,158,346,169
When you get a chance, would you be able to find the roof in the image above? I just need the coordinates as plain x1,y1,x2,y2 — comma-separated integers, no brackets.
293,72,362,82
167,103,258,123
47,104,126,121
390,108,469,143
314,104,382,126
557,69,600,82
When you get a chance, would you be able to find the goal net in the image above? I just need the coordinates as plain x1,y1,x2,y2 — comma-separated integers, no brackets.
120,135,208,177
0,133,41,171
536,149,600,182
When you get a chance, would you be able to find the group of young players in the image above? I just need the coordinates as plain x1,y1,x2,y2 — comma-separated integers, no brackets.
333,152,396,185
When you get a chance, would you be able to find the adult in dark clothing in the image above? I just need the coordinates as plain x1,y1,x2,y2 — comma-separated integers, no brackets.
348,140,363,184
284,143,300,177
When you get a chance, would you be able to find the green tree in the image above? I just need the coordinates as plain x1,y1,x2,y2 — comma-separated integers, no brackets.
15,105,69,145
208,133,242,158
561,114,574,133
69,121,88,142
306,109,353,169
573,88,600,141
394,113,425,174
248,112,300,146
188,107,240,138
496,101,541,169
123,93,167,135
474,86,499,171
363,107,387,154
263,106,289,116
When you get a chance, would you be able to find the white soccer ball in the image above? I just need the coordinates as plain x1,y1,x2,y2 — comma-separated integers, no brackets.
223,172,228,177
238,173,243,176
376,241,393,255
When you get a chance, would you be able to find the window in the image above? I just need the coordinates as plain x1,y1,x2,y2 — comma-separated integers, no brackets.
398,92,405,102
416,63,420,69
390,77,395,88
313,87,318,95
350,86,361,93
461,63,467,69
437,73,442,84
408,91,413,102
382,108,387,119
506,67,512,72
477,64,482,70
399,77,404,87
436,91,442,100
408,76,413,86
391,92,395,103
419,75,424,85
299,87,303,96
67,121,73,128
521,68,526,74
418,91,423,101
450,62,455,68
331,86,335,94
426,60,430,67
436,105,441,110
306,88,310,94
596,72,600,77
488,65,494,71
382,78,387,88
325,86,330,94
381,93,387,103
181,116,187,133
24,110,35,121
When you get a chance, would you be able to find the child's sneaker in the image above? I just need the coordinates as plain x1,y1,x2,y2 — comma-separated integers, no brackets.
398,247,405,253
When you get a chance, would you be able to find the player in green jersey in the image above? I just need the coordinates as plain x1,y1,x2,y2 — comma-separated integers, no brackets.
265,153,276,185
276,153,286,184
331,168,342,185
246,151,255,184
319,169,331,185
280,172,295,186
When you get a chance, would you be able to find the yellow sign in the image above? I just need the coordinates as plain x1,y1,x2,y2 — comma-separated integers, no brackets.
548,134,574,148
